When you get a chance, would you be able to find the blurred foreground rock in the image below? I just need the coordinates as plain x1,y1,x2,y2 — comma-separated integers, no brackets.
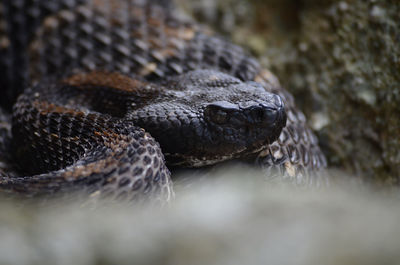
0,168,399,265
178,0,400,185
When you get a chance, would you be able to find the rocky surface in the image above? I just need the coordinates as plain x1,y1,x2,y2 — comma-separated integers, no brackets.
177,0,400,185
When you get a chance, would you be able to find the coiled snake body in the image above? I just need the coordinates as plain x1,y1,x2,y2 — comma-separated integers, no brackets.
0,0,327,202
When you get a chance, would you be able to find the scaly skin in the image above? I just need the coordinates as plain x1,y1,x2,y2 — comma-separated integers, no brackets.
0,0,327,202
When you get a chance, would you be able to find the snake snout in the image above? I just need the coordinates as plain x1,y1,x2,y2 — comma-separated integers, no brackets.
242,95,286,127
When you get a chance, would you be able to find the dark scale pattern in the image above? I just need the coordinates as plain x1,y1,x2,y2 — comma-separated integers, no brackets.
0,0,328,202
0,0,90,111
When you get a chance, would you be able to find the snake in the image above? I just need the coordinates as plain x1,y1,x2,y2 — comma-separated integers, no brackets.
0,0,327,202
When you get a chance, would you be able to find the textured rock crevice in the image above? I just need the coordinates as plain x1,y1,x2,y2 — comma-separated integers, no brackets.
179,0,400,184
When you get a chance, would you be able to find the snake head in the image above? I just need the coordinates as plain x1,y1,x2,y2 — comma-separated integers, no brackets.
131,70,287,167
199,93,286,162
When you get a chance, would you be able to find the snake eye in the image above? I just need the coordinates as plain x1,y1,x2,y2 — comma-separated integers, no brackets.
251,107,266,123
246,105,278,125
204,101,239,125
210,109,228,124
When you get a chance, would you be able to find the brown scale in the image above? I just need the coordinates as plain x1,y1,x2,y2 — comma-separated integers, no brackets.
0,0,328,202
5,74,173,202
